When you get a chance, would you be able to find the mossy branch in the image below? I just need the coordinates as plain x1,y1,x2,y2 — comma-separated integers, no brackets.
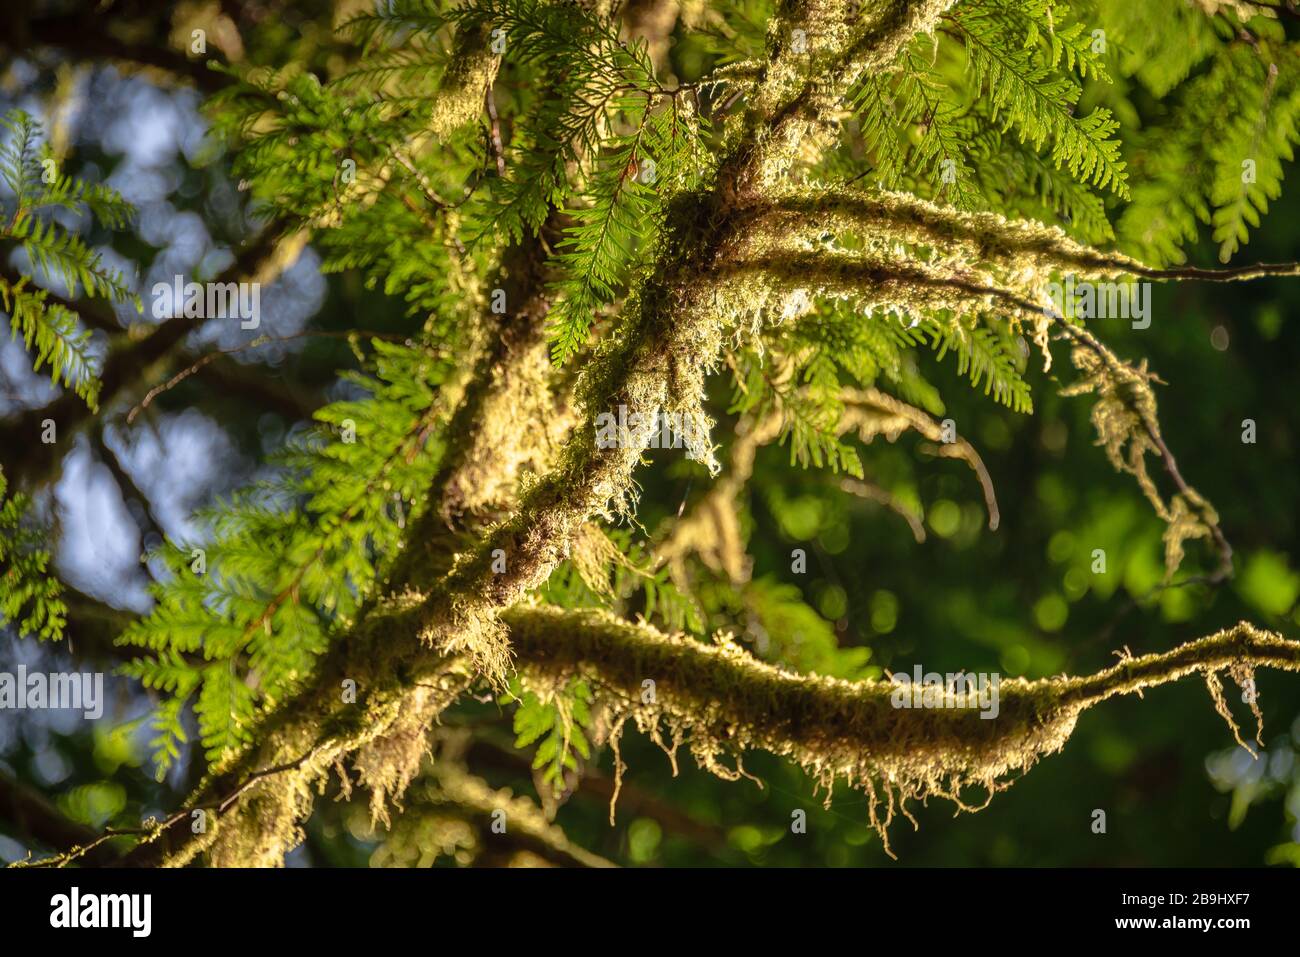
724,249,1232,581
105,0,958,868
55,605,1300,866
750,186,1300,283
502,605,1300,852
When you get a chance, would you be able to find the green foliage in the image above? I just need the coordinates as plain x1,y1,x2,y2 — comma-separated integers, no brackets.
0,278,98,407
836,0,1300,266
849,50,984,209
919,315,1033,414
977,140,1116,246
461,0,665,245
209,65,433,221
502,677,594,791
428,0,707,362
0,468,66,642
729,350,864,479
547,99,704,363
729,299,1028,494
1208,56,1300,263
727,577,873,680
207,65,479,327
205,9,502,333
1107,5,1300,264
117,339,455,774
950,1,1128,198
843,0,1125,224
539,526,706,635
0,109,138,408
1091,0,1221,98
692,0,772,67
57,782,127,830
217,0,709,361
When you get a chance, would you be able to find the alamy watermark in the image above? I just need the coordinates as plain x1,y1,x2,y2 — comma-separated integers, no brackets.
151,275,260,329
1043,275,1151,330
595,404,710,456
50,888,151,937
0,666,103,719
889,666,1000,719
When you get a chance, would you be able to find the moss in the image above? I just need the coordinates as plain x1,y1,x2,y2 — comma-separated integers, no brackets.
502,606,1300,855
1060,336,1231,582
757,185,1146,283
369,759,615,868
114,0,1280,869
428,23,498,139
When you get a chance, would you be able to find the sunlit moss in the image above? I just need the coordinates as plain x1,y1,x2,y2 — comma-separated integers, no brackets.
501,605,1300,855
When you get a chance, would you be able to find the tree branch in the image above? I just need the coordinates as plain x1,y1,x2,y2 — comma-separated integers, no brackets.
753,186,1300,284
104,0,998,868
501,606,1300,851
19,13,227,93
0,771,120,866
0,225,289,490
49,599,1300,867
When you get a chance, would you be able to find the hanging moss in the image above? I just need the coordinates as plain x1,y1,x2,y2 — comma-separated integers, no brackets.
361,758,616,868
502,605,1300,855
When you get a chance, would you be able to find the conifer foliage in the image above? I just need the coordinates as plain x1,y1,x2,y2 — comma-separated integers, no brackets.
5,0,1300,868
1,110,137,408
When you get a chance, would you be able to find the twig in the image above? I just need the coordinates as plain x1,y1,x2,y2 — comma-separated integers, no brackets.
485,82,507,177
126,330,411,424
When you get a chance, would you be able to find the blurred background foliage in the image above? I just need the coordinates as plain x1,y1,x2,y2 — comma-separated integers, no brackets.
1,0,1298,867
